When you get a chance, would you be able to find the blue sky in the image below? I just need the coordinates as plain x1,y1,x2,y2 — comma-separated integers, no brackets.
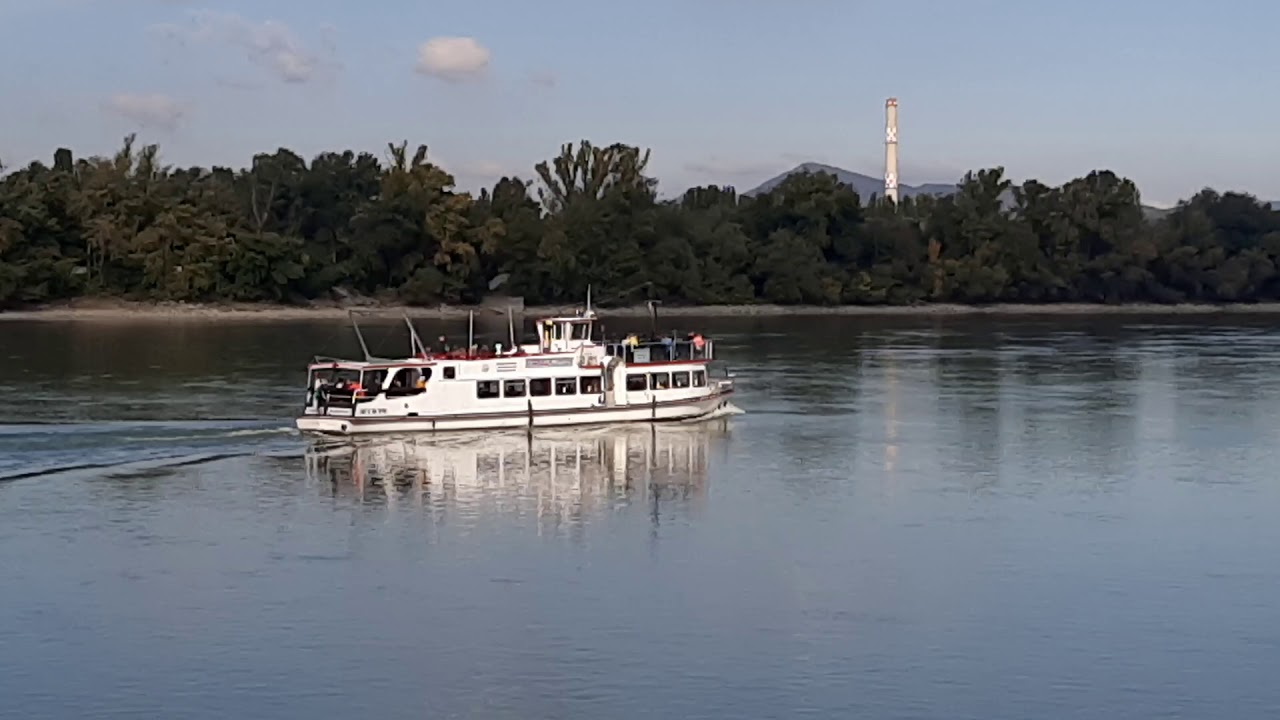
0,0,1274,206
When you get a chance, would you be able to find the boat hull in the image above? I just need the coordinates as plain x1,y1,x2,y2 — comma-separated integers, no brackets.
295,391,737,436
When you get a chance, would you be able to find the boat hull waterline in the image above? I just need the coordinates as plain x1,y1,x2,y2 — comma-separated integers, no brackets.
297,392,738,436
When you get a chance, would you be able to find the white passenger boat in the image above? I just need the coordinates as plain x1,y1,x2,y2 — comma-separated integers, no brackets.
295,303,738,436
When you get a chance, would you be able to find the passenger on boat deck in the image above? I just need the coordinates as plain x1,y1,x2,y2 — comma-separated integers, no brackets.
437,335,450,353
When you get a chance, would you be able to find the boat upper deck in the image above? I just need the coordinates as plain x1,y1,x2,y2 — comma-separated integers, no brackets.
308,306,715,373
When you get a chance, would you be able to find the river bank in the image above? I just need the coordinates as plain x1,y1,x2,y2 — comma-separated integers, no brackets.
7,298,1280,321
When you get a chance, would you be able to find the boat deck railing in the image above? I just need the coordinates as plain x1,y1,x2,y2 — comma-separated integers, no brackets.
604,337,713,363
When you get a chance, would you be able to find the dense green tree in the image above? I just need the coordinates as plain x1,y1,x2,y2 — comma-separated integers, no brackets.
1,135,1278,309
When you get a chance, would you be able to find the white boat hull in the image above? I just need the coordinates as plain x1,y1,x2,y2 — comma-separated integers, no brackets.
296,391,737,436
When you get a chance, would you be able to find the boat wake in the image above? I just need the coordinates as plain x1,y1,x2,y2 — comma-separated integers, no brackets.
683,401,745,422
0,408,744,484
0,420,300,483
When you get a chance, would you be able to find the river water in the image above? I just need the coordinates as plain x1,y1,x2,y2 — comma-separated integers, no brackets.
2,314,1280,718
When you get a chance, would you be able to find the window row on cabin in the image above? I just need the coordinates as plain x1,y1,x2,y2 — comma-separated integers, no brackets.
476,371,707,399
626,370,706,391
477,376,603,400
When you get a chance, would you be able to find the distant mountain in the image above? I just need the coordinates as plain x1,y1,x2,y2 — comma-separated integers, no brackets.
737,161,1275,222
743,162,956,200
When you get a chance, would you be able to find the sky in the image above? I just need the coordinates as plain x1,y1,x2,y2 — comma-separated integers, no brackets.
0,0,1276,206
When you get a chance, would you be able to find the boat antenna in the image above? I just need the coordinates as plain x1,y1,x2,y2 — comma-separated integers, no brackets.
467,310,475,352
402,313,426,356
349,310,372,361
586,284,592,315
507,306,517,349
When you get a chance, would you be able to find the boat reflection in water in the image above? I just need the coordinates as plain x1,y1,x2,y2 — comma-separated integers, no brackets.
303,418,733,530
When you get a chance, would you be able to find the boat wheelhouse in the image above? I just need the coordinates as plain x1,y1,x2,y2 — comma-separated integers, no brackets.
295,307,737,436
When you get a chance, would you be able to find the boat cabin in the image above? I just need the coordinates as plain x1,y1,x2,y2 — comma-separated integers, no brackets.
306,359,435,409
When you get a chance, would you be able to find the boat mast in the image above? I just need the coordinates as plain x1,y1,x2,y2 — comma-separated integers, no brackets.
507,306,517,349
349,310,372,361
402,313,426,356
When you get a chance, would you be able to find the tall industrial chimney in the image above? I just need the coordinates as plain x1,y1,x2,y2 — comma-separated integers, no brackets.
884,97,899,203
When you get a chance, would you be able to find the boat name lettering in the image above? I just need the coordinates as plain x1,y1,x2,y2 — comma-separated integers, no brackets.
359,408,388,415
525,357,574,368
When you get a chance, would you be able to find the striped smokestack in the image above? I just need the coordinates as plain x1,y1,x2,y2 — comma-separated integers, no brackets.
884,97,899,203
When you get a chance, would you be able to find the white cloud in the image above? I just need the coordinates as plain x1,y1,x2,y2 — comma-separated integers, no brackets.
153,11,334,84
415,36,490,81
102,93,185,131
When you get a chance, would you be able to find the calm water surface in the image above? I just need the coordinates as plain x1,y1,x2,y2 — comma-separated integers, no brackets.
3,315,1280,718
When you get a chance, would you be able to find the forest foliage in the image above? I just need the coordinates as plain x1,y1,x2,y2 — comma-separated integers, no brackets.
2,136,1279,308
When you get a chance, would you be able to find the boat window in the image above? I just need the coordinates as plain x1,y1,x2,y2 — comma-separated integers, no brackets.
363,370,388,393
529,378,552,397
555,378,577,395
626,374,647,391
649,372,671,390
444,366,456,380
313,368,362,406
693,370,707,387
571,322,590,340
476,380,500,399
314,368,360,386
672,371,691,388
552,323,564,340
387,367,427,396
580,376,602,394
503,379,527,397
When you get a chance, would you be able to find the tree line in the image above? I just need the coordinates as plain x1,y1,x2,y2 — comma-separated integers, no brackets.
1,135,1278,309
